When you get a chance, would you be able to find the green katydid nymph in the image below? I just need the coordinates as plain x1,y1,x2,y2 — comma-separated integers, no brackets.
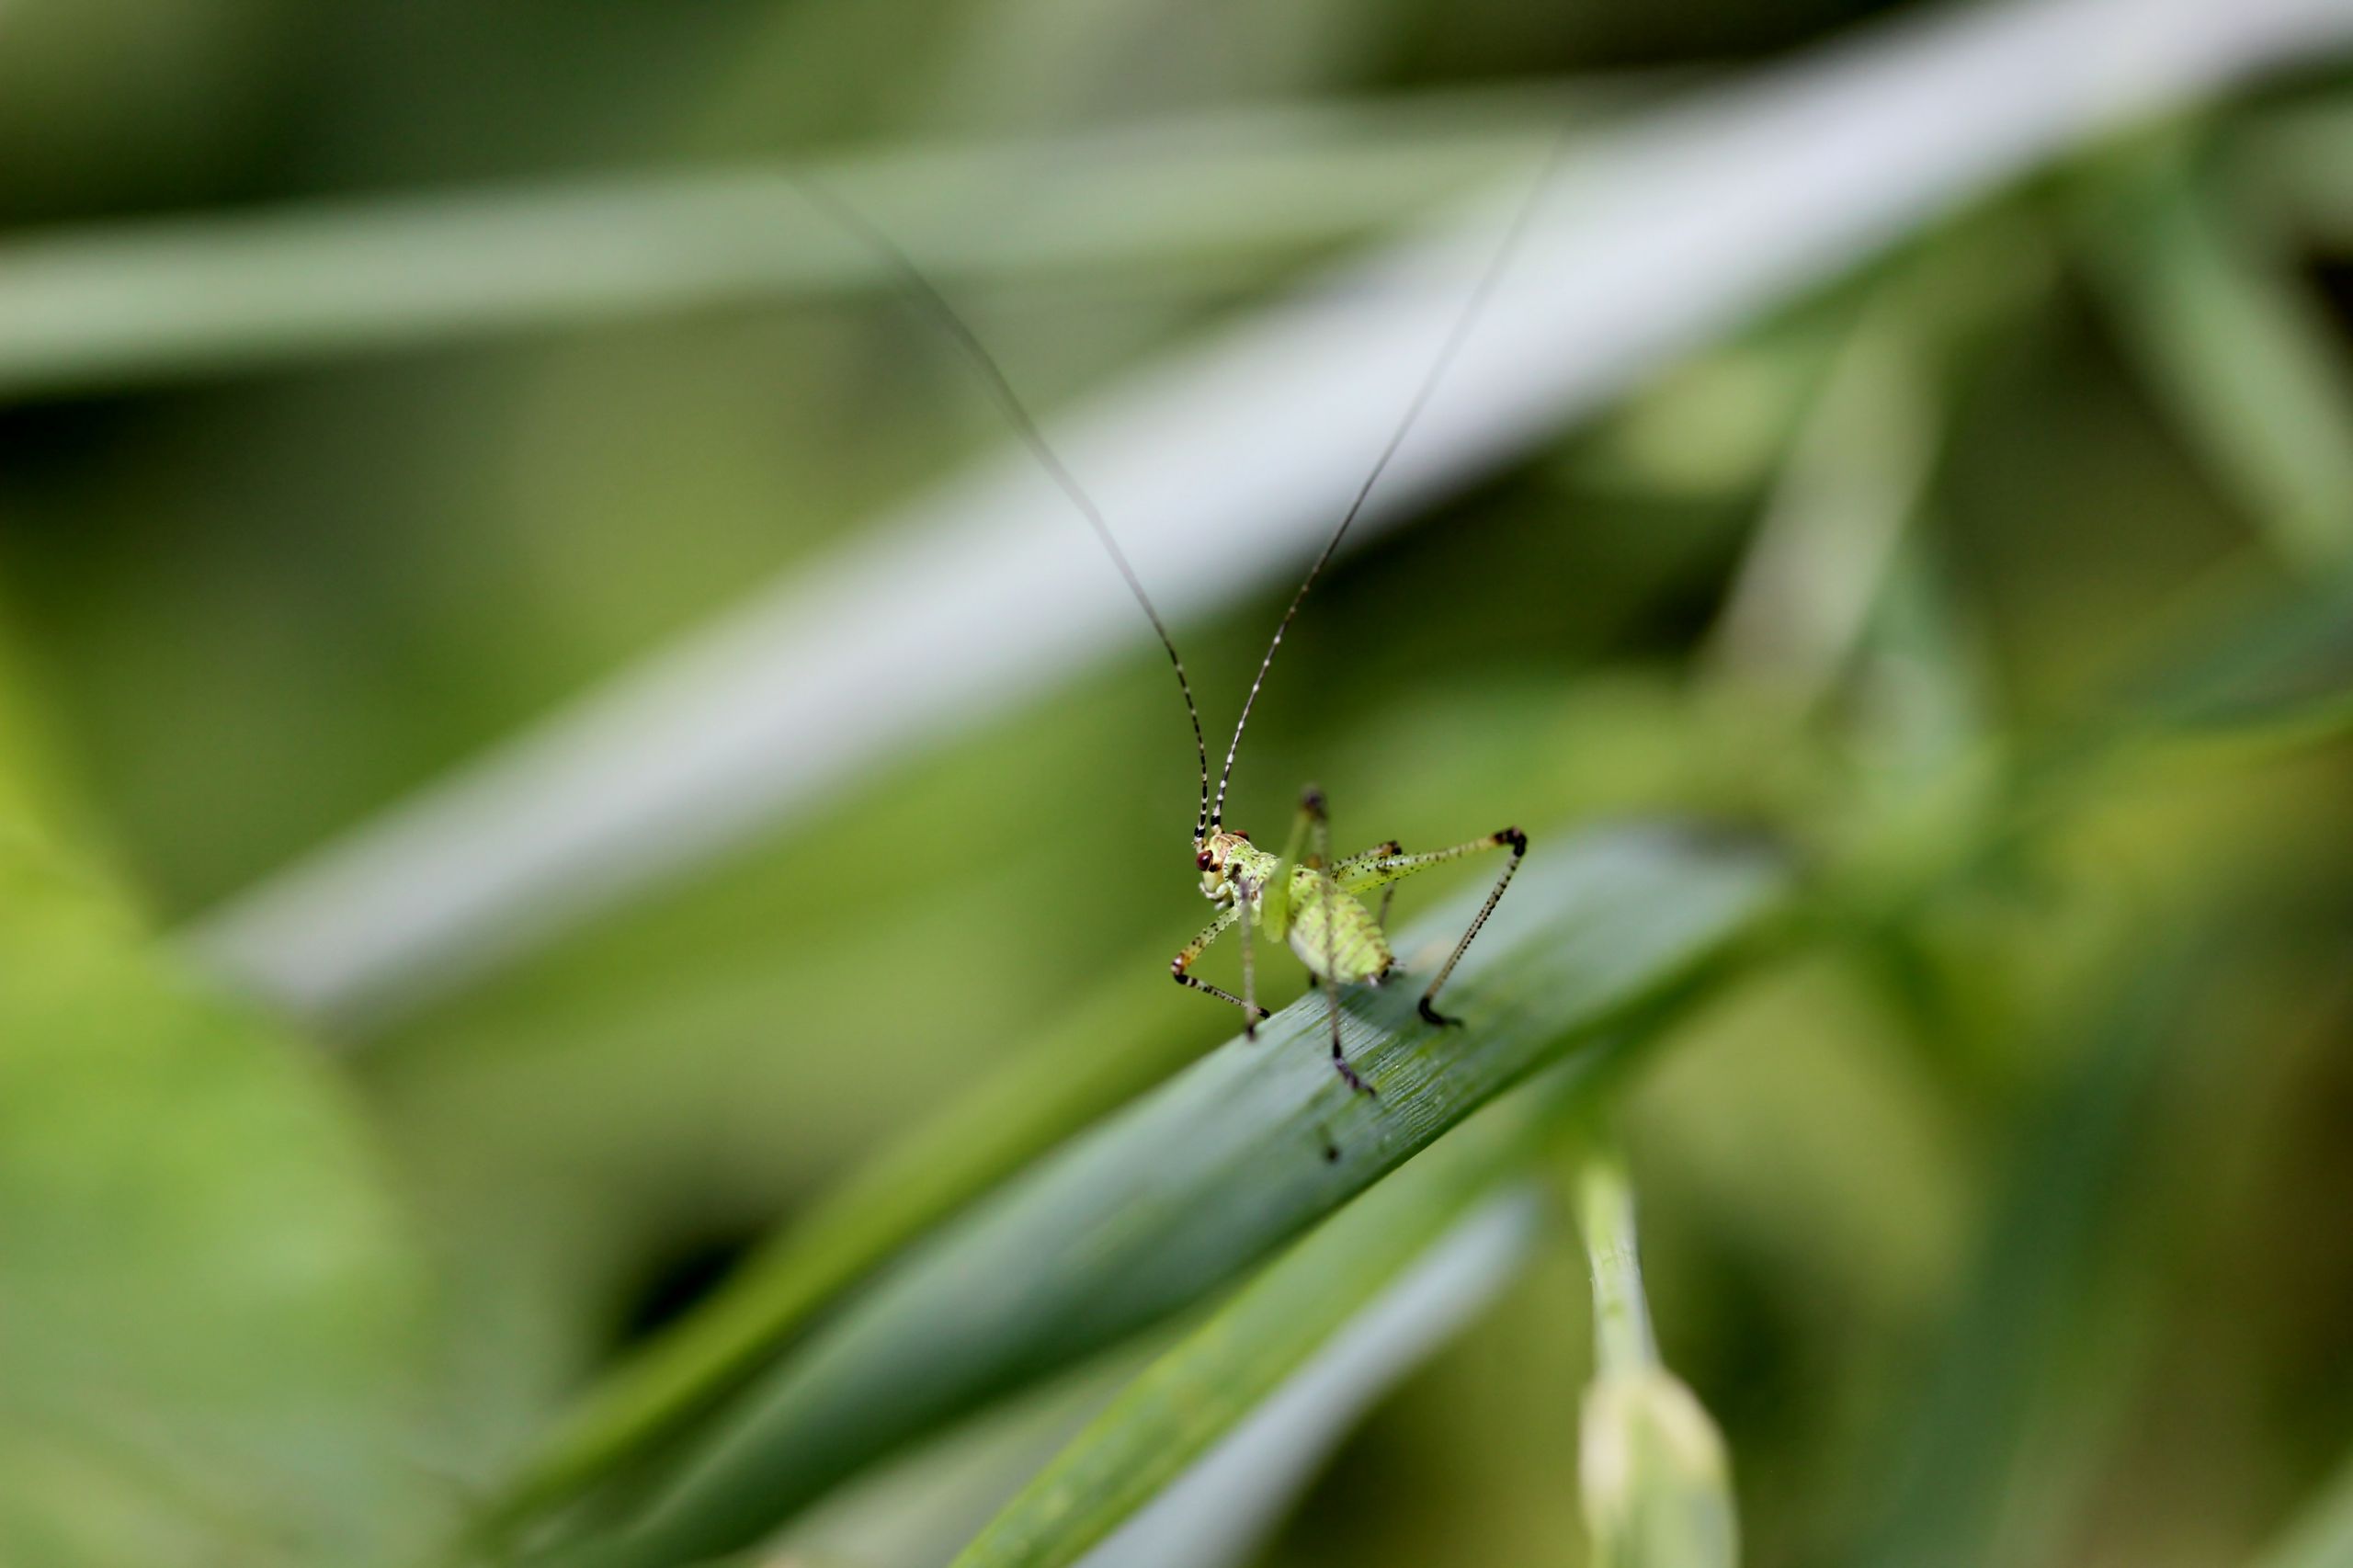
799,142,1560,1095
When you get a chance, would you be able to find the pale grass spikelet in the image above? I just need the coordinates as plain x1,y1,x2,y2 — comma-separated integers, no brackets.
1575,1148,1739,1568
1578,1366,1737,1568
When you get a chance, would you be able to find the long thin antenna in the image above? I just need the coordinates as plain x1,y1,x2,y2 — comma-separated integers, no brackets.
790,175,1215,845
1208,137,1571,832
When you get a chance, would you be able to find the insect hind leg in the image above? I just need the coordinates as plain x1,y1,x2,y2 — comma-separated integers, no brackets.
1416,827,1527,1026
1338,827,1529,1027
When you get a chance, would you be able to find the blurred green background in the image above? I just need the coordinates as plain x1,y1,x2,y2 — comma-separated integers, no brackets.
4,0,2352,1564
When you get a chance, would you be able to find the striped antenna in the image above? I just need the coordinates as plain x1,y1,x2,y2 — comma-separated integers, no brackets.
1209,137,1569,832
791,176,1216,846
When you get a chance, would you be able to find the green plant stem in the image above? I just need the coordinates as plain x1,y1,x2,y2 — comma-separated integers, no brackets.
1577,1150,1658,1374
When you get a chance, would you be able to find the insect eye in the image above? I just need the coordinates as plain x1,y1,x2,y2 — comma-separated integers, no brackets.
1196,850,1215,870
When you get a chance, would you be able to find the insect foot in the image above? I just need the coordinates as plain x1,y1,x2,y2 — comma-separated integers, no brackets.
1333,1040,1378,1096
1418,997,1462,1028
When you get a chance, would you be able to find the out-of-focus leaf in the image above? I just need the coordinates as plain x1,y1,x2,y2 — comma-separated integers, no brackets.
530,823,1789,1568
179,0,2353,1031
1699,209,2053,720
1847,945,2202,1568
0,711,436,1563
2074,566,2353,773
2077,137,2353,573
1702,293,1942,710
2252,1449,2353,1568
1873,567,2353,918
945,1062,1576,1568
2240,96,2353,250
0,103,1566,401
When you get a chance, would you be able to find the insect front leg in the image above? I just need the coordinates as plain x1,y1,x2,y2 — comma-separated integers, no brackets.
1300,788,1374,1096
1169,903,1267,1028
1342,827,1529,1027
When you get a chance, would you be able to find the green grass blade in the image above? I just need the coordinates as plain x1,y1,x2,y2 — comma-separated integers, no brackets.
1702,280,1945,712
0,108,1557,401
490,966,1213,1532
1064,1195,1534,1568
2082,566,2353,769
773,1349,1151,1568
1967,567,2353,872
1847,945,2202,1568
943,1062,1583,1568
540,822,1789,1568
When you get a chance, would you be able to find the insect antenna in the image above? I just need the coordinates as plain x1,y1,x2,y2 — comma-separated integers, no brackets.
1207,138,1570,834
790,175,1214,845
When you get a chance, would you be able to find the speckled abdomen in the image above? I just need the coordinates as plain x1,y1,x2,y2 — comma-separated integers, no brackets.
1281,866,1392,983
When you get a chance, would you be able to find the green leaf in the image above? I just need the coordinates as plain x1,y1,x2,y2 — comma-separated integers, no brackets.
2252,1449,2353,1568
2237,97,2353,267
541,822,1789,1568
944,1060,1582,1568
0,105,1560,401
1847,943,2204,1568
491,965,1215,1533
0,718,436,1562
2119,568,2353,748
1957,566,2353,889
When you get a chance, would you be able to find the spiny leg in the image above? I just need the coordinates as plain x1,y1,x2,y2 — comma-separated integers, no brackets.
1331,837,1403,884
1170,903,1267,1028
1301,788,1374,1096
1236,878,1260,1040
1339,827,1529,1027
1416,827,1526,1025
1364,839,1403,927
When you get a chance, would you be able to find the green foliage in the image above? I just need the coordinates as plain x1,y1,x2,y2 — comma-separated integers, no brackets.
3,6,2352,1568
943,1065,1583,1568
0,672,435,1566
529,827,1786,1566
2254,1451,2353,1568
2077,131,2353,574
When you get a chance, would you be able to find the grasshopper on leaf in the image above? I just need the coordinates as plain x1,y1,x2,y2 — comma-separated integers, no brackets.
799,142,1561,1094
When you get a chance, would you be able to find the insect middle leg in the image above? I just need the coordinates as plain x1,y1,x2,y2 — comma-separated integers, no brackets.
1299,788,1375,1096
1342,826,1529,1027
1354,839,1403,926
1170,903,1268,1029
1235,883,1260,1039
